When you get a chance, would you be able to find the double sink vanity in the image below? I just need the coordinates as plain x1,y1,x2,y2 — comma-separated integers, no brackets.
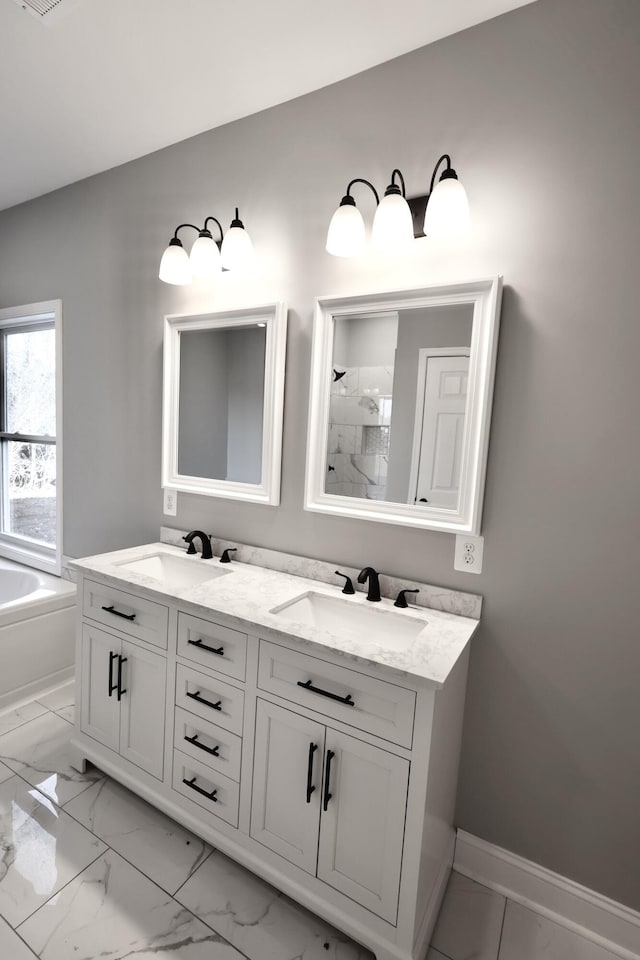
70,273,501,960
70,536,481,960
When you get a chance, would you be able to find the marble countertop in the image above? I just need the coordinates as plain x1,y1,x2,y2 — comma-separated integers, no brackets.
72,542,480,687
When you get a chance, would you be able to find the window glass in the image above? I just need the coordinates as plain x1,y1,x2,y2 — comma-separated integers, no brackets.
5,327,56,435
4,441,56,546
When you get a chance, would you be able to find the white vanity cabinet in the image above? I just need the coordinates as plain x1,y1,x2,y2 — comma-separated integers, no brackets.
252,697,409,924
78,579,168,780
71,560,474,960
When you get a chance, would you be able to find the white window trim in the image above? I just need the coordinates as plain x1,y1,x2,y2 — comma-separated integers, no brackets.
0,299,63,575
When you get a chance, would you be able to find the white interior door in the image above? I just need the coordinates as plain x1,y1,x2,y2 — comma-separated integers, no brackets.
413,354,469,509
251,699,324,875
80,624,120,751
316,729,409,924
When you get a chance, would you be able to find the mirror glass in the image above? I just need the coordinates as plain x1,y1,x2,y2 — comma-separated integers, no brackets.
178,324,266,483
328,303,472,509
163,303,287,505
305,279,502,533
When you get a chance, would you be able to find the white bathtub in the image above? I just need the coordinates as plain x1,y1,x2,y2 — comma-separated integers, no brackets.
0,557,77,710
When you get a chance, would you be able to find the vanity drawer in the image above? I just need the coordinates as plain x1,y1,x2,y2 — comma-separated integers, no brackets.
175,663,244,736
258,640,416,748
174,706,242,782
83,578,168,650
177,612,247,682
172,749,239,828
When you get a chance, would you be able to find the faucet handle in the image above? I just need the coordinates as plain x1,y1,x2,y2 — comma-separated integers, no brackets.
220,547,237,564
183,534,197,555
394,588,419,609
334,570,355,594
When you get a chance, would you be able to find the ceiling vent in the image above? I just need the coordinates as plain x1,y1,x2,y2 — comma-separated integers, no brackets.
13,0,85,23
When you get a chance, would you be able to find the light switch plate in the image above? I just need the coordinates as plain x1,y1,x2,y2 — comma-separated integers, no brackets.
454,534,484,574
163,488,177,516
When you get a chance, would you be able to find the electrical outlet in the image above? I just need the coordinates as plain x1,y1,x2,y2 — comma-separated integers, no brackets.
454,534,484,574
163,488,177,516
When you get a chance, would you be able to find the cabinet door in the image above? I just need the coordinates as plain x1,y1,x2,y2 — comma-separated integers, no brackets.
251,699,324,874
80,624,120,752
118,640,166,780
317,730,409,924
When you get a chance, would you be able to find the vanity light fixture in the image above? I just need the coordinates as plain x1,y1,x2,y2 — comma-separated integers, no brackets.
326,154,469,258
159,208,254,285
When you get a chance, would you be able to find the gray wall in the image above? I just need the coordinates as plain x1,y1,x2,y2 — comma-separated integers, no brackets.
226,326,265,484
178,328,229,479
1,0,639,910
334,312,398,367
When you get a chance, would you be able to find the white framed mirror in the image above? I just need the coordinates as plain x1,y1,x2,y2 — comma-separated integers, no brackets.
162,302,287,505
304,278,502,533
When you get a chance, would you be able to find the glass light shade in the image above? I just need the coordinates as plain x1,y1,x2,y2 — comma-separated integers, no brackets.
159,241,192,285
371,192,414,252
326,203,366,257
423,177,470,238
190,235,222,278
220,226,254,271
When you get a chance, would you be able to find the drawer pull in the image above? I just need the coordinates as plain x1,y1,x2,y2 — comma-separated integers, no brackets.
184,733,220,757
297,679,355,707
323,749,335,811
188,638,224,656
306,742,317,803
102,604,136,622
182,776,218,802
186,689,222,712
108,651,118,697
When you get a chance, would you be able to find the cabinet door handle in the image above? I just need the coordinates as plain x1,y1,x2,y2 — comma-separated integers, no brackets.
323,749,335,812
116,655,127,701
182,776,218,802
184,733,220,757
306,742,318,803
297,679,355,707
101,604,136,622
186,689,222,712
188,638,224,656
108,651,118,697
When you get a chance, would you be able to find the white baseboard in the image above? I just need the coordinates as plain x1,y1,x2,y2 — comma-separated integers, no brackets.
454,830,640,960
0,667,74,713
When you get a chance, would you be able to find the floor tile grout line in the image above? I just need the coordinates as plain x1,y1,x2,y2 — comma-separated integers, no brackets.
4,922,41,960
13,847,108,932
55,774,214,909
20,840,251,960
8,761,103,809
0,704,53,738
172,846,215,899
495,892,508,960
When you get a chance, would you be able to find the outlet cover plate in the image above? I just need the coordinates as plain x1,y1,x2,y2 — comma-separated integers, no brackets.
454,534,484,574
163,488,177,516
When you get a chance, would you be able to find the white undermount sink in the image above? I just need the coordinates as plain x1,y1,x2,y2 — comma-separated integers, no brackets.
270,591,426,648
116,552,231,589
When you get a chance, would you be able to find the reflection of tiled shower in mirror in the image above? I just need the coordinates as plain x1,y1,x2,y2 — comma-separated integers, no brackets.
327,311,398,500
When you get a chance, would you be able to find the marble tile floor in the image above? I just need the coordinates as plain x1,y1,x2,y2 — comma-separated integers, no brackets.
0,685,626,960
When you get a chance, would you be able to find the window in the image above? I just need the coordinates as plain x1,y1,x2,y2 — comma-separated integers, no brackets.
0,301,62,574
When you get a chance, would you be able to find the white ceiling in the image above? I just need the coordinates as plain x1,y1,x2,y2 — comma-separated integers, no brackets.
0,0,536,212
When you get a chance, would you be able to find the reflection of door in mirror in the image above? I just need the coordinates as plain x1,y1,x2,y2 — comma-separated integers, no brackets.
326,303,473,506
178,325,266,483
409,351,469,508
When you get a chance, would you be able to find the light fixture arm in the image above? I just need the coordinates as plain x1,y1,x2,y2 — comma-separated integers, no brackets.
428,154,454,195
202,216,224,241
171,222,200,242
389,168,406,197
345,178,380,206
